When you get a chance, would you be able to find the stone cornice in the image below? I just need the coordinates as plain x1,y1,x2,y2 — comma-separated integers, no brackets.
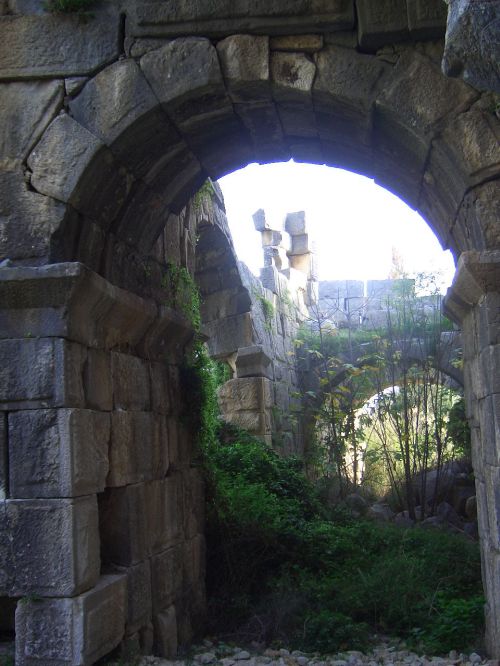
0,262,194,357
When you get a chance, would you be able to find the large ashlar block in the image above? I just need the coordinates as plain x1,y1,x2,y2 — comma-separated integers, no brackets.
84,349,112,411
0,338,86,411
0,12,121,79
145,479,169,556
0,495,99,597
99,484,149,567
150,362,171,415
204,312,254,358
108,411,163,487
356,0,409,51
112,351,151,411
163,473,185,547
0,80,64,169
151,544,184,614
15,574,126,666
9,409,109,498
480,344,500,397
122,560,152,636
28,113,103,204
314,46,387,124
218,378,270,412
183,468,205,541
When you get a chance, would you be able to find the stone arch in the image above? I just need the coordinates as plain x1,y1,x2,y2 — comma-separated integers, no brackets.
18,34,498,278
0,4,499,663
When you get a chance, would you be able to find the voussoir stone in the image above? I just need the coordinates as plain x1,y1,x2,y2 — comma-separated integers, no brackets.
314,46,388,122
217,35,270,102
376,50,478,139
28,113,103,204
140,38,231,129
0,12,121,79
70,59,160,147
28,113,134,228
271,52,316,103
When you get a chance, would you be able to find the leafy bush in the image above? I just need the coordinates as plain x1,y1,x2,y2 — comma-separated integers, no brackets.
204,424,484,654
185,340,483,655
416,594,485,654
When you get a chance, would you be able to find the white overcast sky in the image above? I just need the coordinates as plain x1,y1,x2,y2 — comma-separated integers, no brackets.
218,161,456,293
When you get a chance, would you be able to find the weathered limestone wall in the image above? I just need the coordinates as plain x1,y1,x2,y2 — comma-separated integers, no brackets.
0,193,218,663
217,209,317,455
0,0,498,662
444,252,500,657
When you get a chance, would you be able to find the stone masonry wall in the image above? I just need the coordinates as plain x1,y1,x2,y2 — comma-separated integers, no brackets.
0,191,240,664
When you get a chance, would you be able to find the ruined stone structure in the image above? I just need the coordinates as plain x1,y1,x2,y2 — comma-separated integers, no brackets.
0,0,499,663
216,209,316,455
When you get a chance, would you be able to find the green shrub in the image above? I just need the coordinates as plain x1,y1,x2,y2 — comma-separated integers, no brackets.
412,593,485,654
204,425,483,654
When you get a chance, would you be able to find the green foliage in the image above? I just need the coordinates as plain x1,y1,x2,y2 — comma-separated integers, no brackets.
161,263,201,331
253,291,275,332
413,594,485,654
181,342,220,452
194,179,216,211
447,397,471,458
204,424,483,654
44,0,96,12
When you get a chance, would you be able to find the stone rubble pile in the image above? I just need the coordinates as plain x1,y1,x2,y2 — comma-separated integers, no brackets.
136,641,494,666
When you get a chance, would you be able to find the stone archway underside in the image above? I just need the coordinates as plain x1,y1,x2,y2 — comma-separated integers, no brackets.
0,1,499,664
